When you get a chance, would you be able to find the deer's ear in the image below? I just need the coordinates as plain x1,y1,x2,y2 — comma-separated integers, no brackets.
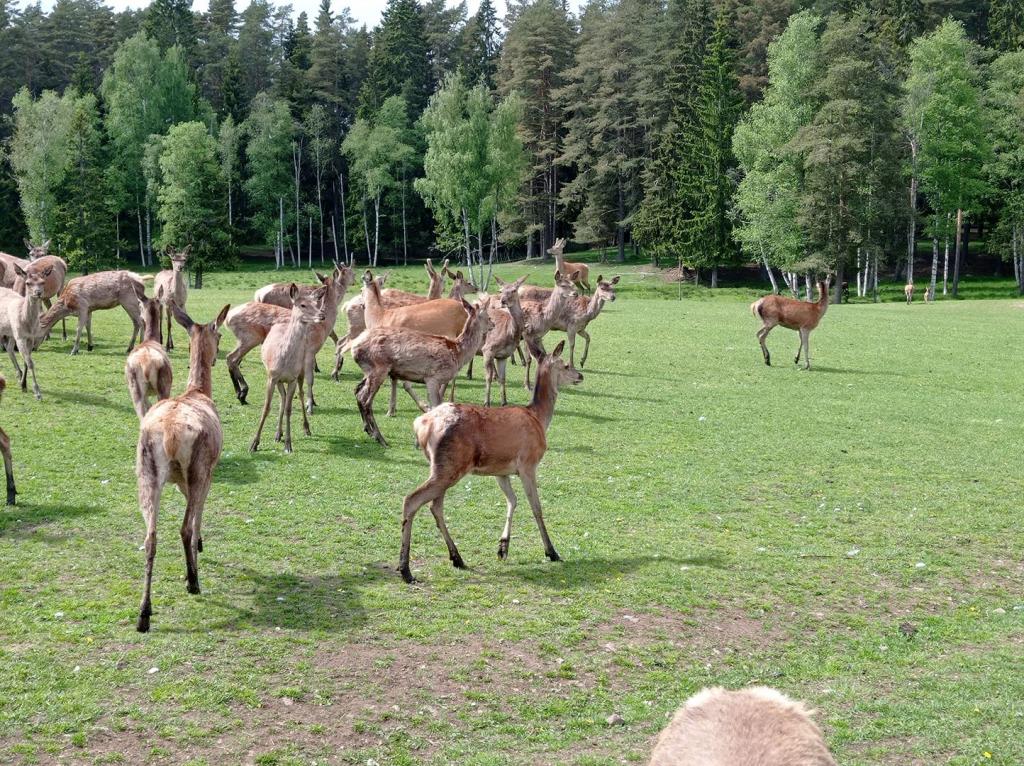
13,264,26,278
554,269,562,280
43,266,53,277
214,304,230,331
23,238,32,251
513,275,527,288
596,274,603,283
456,270,464,280
424,258,434,274
494,275,506,287
569,270,581,281
315,271,328,284
155,284,165,302
461,297,474,314
171,301,194,332
611,275,620,285
289,283,299,301
552,340,565,358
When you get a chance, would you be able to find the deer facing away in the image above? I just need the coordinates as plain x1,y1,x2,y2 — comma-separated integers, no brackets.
399,340,582,583
648,686,837,766
750,279,829,370
904,283,914,304
134,302,230,633
152,247,189,350
124,289,173,418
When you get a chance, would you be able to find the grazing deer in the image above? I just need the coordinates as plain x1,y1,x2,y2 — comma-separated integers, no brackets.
16,241,68,341
134,302,230,633
399,340,582,583
750,279,829,370
648,687,837,766
479,275,528,406
904,282,914,304
40,270,149,354
333,258,449,378
0,374,17,505
248,285,326,454
0,265,54,399
351,297,493,447
152,247,189,350
519,270,580,389
124,289,173,418
548,238,591,293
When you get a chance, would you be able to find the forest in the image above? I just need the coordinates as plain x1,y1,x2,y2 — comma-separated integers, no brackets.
0,0,1022,294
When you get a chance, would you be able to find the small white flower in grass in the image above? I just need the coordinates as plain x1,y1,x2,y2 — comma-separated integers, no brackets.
72,666,80,673
622,615,639,623
54,612,64,618
101,479,110,485
698,416,706,422
680,565,690,571
147,667,159,674
756,546,766,552
847,548,860,557
276,596,285,602
992,608,1006,615
511,599,520,605
915,562,926,569
245,519,254,524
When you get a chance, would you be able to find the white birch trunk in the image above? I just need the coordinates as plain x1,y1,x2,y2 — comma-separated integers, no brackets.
339,172,349,264
805,273,813,302
372,193,380,268
331,215,339,264
929,235,939,299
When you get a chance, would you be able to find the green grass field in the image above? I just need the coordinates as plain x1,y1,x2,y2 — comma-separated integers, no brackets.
1,262,1022,765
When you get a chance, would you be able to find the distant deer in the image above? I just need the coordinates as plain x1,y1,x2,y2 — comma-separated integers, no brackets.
0,264,54,399
0,374,17,505
153,246,189,350
904,282,914,304
16,240,68,341
648,687,837,766
333,258,449,379
399,340,582,583
548,238,591,293
520,274,619,369
124,289,173,418
248,285,326,454
924,284,935,302
40,270,149,354
255,259,351,348
479,275,528,406
519,270,580,389
351,297,493,447
750,279,830,370
134,301,230,633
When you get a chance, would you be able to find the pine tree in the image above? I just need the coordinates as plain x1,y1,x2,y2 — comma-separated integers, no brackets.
359,0,432,118
464,0,499,90
989,0,1024,52
200,0,238,115
986,52,1024,291
237,0,275,105
143,0,198,64
278,11,313,114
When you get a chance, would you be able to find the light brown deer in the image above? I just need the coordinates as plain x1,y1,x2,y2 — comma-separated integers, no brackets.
152,247,189,350
350,297,493,447
398,340,582,583
750,279,830,370
648,687,837,766
518,270,580,389
124,289,173,418
333,258,449,378
254,259,350,347
248,285,326,454
40,270,149,354
0,374,17,505
0,265,54,399
479,275,528,406
904,282,914,304
134,301,230,633
0,250,30,289
16,241,68,341
548,237,591,293
924,284,935,302
520,274,619,369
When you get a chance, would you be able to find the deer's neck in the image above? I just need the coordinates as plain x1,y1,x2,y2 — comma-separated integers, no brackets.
186,345,215,397
507,301,526,333
579,293,604,323
541,291,565,326
427,279,443,299
553,251,565,271
363,284,384,325
456,316,488,367
143,315,162,344
19,294,42,330
528,366,559,430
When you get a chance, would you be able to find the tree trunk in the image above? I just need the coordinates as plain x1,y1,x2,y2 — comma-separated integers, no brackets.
487,216,497,289
401,176,408,267
1014,223,1022,295
710,266,718,288
362,198,371,266
115,212,121,265
372,194,381,268
906,147,917,284
137,207,144,266
308,217,313,267
194,265,203,289
462,208,472,270
805,273,812,302
761,251,779,294
294,144,302,267
279,197,285,269
145,207,152,266
832,262,844,305
317,169,324,264
339,172,350,264
616,175,625,263
227,177,233,228
952,208,963,297
942,214,950,295
331,215,339,264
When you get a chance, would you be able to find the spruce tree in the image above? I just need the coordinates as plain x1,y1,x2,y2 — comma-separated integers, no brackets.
989,0,1024,52
143,0,198,64
464,0,499,90
358,0,432,118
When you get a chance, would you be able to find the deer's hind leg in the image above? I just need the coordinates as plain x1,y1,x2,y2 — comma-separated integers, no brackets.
0,427,16,505
399,468,463,583
136,437,167,632
756,324,773,366
520,466,559,562
496,475,518,560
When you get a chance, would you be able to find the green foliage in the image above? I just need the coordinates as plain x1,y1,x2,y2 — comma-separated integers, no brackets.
463,0,499,90
985,52,1024,262
242,93,294,247
988,0,1024,52
359,0,432,118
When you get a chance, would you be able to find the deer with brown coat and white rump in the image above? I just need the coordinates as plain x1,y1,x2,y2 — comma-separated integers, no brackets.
40,270,150,354
152,247,189,350
398,340,582,583
134,302,230,633
517,270,580,389
750,279,830,370
519,274,619,369
904,282,914,304
124,289,173,417
350,296,493,447
248,285,326,454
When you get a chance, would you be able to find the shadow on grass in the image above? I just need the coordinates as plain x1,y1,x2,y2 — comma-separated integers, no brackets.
47,389,133,413
215,454,265,485
490,553,727,589
808,366,903,377
324,435,422,464
0,502,103,537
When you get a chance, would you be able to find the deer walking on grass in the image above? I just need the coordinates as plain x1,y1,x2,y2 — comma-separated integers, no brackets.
477,275,528,406
255,259,352,350
152,247,189,350
40,270,150,354
519,274,619,369
134,302,230,633
518,271,580,389
548,237,591,293
0,374,17,505
124,289,173,418
398,340,582,583
248,285,326,454
750,279,829,370
0,264,54,399
904,282,914,304
351,296,493,447
648,687,837,766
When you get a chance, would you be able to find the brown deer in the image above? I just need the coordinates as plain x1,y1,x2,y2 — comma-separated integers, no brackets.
520,274,619,369
0,250,30,289
40,270,149,354
924,284,935,302
648,687,837,766
0,374,17,505
248,285,326,454
750,279,830,370
548,237,591,293
153,247,189,350
15,240,68,341
134,301,230,633
398,340,582,583
254,259,351,347
333,258,449,378
479,275,528,406
518,270,580,389
904,282,914,304
0,265,54,399
350,297,493,447
124,289,173,418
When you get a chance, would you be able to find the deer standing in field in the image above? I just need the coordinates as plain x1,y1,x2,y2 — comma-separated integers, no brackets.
520,274,619,369
518,270,580,389
0,374,17,505
0,251,30,289
15,240,68,341
255,259,351,348
40,270,149,354
904,282,914,304
648,687,837,766
124,289,173,418
924,284,935,302
248,285,326,454
548,238,591,293
333,258,449,379
351,296,493,447
750,279,829,370
398,340,582,583
478,275,528,406
134,302,230,633
0,265,54,399
152,247,189,350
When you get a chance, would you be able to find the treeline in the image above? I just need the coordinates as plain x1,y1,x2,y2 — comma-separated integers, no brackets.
0,0,1021,293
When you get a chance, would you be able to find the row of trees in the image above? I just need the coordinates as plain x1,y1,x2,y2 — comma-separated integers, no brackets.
0,0,1022,292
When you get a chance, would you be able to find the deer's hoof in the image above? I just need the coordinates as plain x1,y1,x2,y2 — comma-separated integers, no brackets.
136,614,151,633
546,549,561,563
197,538,203,553
451,554,466,569
248,440,259,453
400,566,417,584
497,540,509,560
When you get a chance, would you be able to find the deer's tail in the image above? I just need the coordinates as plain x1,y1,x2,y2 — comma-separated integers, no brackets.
751,299,764,319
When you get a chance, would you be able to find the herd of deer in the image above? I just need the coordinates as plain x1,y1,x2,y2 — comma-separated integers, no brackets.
0,238,845,764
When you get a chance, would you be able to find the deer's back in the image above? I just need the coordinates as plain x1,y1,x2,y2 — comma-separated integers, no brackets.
226,302,290,337
352,327,458,381
65,271,143,309
140,393,223,475
379,298,468,338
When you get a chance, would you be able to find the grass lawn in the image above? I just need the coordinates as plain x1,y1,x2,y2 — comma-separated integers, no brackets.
1,262,1022,765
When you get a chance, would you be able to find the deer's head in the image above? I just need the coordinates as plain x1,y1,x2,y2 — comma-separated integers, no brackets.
24,239,50,261
15,264,51,299
172,302,230,367
290,283,326,325
541,340,583,388
494,275,527,310
595,274,619,303
554,270,580,301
